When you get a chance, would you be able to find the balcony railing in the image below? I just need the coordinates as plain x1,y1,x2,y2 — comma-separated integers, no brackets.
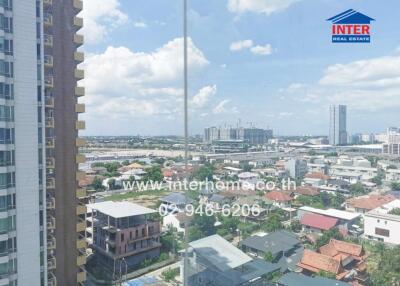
46,157,55,168
47,215,56,230
44,13,53,26
47,235,56,249
74,17,83,29
47,178,55,189
46,197,55,209
47,256,56,270
73,0,83,10
48,271,56,286
46,138,55,148
44,34,53,47
74,34,84,46
75,86,85,97
45,76,54,88
45,117,54,128
45,96,54,107
44,55,54,67
44,0,52,5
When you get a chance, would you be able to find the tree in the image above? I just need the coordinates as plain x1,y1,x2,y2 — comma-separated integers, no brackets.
121,160,130,166
315,228,343,249
318,271,336,279
162,268,179,282
143,166,163,182
289,220,302,233
92,176,105,191
350,183,367,195
371,175,383,186
389,208,400,216
262,214,283,232
370,245,400,285
264,251,274,262
189,225,203,242
193,165,214,181
240,163,252,172
107,178,116,190
391,182,400,191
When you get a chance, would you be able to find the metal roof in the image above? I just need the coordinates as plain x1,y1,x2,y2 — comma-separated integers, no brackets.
87,201,156,218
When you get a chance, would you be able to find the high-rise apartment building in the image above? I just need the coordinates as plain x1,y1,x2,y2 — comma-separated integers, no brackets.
383,127,400,155
329,105,347,146
2,0,87,285
204,126,273,145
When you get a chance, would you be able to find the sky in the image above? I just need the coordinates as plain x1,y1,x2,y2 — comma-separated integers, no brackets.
80,0,400,136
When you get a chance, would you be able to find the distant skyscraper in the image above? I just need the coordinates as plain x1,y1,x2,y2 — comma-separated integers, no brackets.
329,105,347,145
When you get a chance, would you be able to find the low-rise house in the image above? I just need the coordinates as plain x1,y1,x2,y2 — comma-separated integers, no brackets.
297,249,347,280
159,192,193,214
330,165,378,182
364,199,400,244
292,186,319,197
182,234,281,286
277,272,350,286
298,206,360,231
240,230,303,272
386,168,400,181
265,190,293,208
163,212,191,234
306,163,329,175
345,194,396,214
86,201,161,271
300,213,338,234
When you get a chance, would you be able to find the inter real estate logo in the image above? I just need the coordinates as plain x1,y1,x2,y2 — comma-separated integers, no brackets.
327,9,375,43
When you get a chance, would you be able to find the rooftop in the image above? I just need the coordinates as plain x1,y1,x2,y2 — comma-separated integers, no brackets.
319,239,364,259
300,213,338,231
297,249,342,275
278,272,349,286
266,190,293,202
160,192,193,205
240,230,300,256
346,194,396,211
188,234,252,272
299,206,360,221
87,201,156,218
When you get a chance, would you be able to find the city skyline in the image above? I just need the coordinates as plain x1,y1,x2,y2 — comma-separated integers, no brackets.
81,0,400,136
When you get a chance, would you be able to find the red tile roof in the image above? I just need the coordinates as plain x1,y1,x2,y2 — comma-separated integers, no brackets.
305,172,330,180
300,213,338,230
79,175,95,187
298,249,343,275
346,194,396,211
294,186,320,196
265,190,293,202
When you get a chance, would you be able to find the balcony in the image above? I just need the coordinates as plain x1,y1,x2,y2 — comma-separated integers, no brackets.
76,138,86,147
45,96,54,108
77,235,87,249
74,17,83,29
76,171,85,181
76,219,86,232
46,157,55,168
75,86,85,97
74,34,84,46
76,188,86,198
76,154,86,164
46,138,55,148
73,0,83,10
76,120,85,130
77,269,86,283
44,13,53,26
44,55,54,68
46,197,55,209
46,117,54,128
76,204,86,215
75,103,85,113
44,0,52,5
44,34,53,47
45,76,54,88
77,251,87,266
47,235,56,250
47,216,56,230
48,256,56,270
74,69,85,80
74,51,84,63
47,177,55,189
48,271,56,286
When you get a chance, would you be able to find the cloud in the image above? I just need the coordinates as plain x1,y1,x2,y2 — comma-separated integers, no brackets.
250,44,272,55
82,0,128,44
213,100,239,114
83,38,209,120
133,21,147,28
230,40,273,56
280,54,400,111
227,0,299,16
191,85,217,108
230,40,253,51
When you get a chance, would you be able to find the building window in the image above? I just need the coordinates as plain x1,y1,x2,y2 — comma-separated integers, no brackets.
121,233,124,242
375,227,390,237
